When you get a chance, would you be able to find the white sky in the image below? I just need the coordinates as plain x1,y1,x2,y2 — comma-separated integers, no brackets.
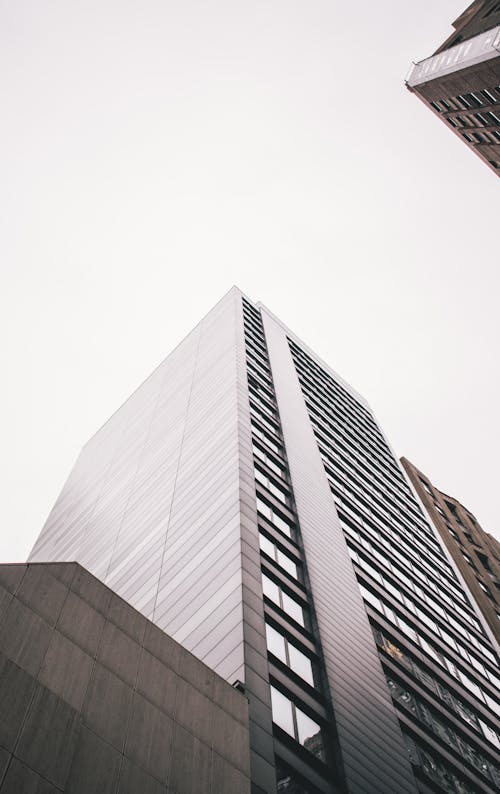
1,1,499,563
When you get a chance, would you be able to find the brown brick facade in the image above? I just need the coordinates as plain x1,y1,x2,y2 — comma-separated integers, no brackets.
401,458,500,646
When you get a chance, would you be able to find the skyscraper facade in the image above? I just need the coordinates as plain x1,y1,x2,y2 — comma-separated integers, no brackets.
401,458,500,646
406,1,500,175
30,288,500,794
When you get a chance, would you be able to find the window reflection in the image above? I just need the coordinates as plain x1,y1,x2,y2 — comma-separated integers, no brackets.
255,466,289,505
265,623,314,686
271,686,294,736
297,709,323,758
256,497,292,538
262,573,305,627
262,574,280,603
259,532,298,579
288,644,314,686
282,592,304,626
259,533,275,559
277,548,298,578
270,687,324,761
266,623,287,663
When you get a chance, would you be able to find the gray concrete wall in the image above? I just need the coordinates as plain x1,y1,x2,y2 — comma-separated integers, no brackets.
0,561,251,794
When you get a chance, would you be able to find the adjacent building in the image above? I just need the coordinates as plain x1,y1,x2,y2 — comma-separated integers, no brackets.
0,561,251,794
406,1,500,175
28,288,500,793
402,458,500,646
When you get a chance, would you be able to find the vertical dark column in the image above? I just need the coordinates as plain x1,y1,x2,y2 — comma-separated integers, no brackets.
235,290,277,794
261,309,418,794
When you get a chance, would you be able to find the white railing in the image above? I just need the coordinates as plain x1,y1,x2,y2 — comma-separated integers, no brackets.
406,25,500,87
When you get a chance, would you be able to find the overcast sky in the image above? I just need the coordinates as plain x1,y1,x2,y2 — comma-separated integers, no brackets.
1,0,499,563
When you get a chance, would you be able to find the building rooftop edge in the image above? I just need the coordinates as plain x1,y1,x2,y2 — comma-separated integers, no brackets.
256,300,372,411
406,24,500,87
5,559,250,704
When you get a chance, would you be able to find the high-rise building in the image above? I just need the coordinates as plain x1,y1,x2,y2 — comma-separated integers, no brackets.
29,288,500,794
406,1,500,175
401,458,500,646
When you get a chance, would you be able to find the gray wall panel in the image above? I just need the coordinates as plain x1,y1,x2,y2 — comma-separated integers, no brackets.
261,308,418,794
0,562,251,793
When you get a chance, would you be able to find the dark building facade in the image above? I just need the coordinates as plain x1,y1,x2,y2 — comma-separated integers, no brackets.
402,458,500,646
406,1,500,175
29,288,500,794
0,561,251,793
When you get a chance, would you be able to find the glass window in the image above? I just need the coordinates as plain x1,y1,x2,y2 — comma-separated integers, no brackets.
357,555,382,584
259,533,275,559
257,497,292,538
397,616,418,643
270,687,324,759
359,583,382,612
468,653,486,677
270,686,294,736
262,574,280,604
416,607,437,634
296,708,321,749
266,622,314,686
257,497,272,521
420,637,441,664
384,579,402,602
282,592,304,626
483,692,500,718
255,468,268,488
268,480,288,504
265,623,287,663
277,549,298,579
420,478,433,496
481,89,497,104
262,574,305,627
259,533,298,579
252,422,281,454
383,604,397,626
479,719,500,750
255,466,288,504
347,546,358,562
273,512,292,537
288,644,314,686
253,444,283,477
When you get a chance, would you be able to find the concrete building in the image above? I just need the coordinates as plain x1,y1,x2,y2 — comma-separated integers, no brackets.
28,288,499,793
401,458,500,646
406,1,500,175
0,561,250,794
